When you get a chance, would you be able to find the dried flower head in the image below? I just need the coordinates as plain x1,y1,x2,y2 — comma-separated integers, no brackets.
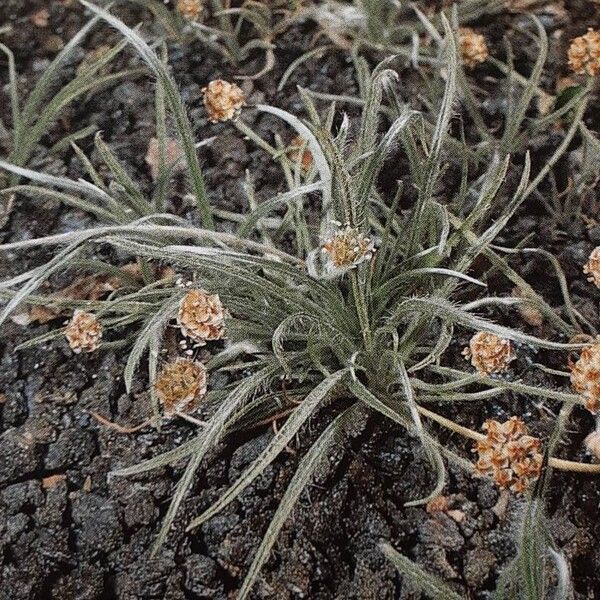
287,136,313,171
583,246,600,288
155,359,207,416
202,80,245,123
177,289,226,344
65,310,102,353
474,417,542,494
176,0,203,21
322,224,374,270
568,28,600,76
459,27,489,69
462,331,515,375
569,343,600,413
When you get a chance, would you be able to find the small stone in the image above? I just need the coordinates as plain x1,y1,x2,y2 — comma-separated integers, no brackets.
72,493,123,555
0,428,45,486
43,35,65,54
30,8,50,27
42,474,67,490
122,488,157,528
464,548,496,587
419,515,464,550
44,429,96,471
184,555,220,596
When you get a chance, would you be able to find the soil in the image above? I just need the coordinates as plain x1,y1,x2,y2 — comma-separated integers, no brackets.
1,1,600,599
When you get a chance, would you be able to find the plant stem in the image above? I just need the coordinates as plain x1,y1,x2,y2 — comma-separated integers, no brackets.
234,120,300,172
209,0,241,64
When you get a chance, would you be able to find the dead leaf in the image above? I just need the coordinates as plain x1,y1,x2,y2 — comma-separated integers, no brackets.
145,137,185,181
426,495,450,513
513,287,544,327
12,263,142,326
12,263,175,326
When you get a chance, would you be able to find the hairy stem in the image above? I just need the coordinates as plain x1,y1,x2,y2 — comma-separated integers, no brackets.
350,270,373,352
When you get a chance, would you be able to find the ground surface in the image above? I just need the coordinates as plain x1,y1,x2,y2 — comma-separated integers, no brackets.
1,1,600,599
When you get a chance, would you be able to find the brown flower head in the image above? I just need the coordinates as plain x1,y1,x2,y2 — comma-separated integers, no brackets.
177,0,203,21
177,289,226,344
570,343,600,413
202,80,245,123
474,417,542,494
583,246,600,288
287,136,313,172
462,331,515,375
568,28,600,76
154,359,207,416
65,310,102,353
322,224,374,271
459,27,489,69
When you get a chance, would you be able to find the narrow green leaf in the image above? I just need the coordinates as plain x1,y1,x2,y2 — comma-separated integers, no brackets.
79,0,214,228
186,369,348,531
150,364,281,553
238,403,362,599
381,542,463,600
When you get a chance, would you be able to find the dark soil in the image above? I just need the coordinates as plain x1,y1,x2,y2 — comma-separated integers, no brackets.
1,1,600,599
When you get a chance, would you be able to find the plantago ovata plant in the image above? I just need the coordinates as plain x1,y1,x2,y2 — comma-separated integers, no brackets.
1,2,599,598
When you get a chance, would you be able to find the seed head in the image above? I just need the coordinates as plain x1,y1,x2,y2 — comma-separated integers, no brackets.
568,28,600,76
583,246,600,288
202,80,245,123
287,136,313,172
154,359,208,416
322,224,374,270
176,0,203,21
459,27,489,69
177,289,226,344
569,343,600,413
474,417,542,494
65,310,102,354
462,331,515,375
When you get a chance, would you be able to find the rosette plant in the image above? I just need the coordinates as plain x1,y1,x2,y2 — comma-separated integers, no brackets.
1,2,599,597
